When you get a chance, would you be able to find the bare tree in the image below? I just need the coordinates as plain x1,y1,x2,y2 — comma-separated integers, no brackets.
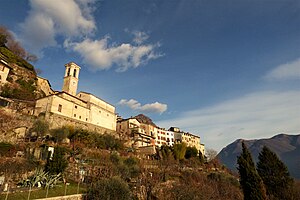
205,148,218,162
0,26,38,62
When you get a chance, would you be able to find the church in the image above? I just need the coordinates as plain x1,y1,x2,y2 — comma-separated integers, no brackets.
34,62,117,133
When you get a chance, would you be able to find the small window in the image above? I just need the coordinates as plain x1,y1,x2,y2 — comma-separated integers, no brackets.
74,114,76,117
58,104,62,112
86,118,88,121
75,105,77,109
79,116,81,119
67,68,71,76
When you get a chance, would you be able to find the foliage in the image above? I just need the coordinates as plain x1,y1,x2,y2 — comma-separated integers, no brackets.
199,150,205,164
257,146,294,200
0,142,15,157
237,142,266,200
86,177,132,200
173,142,187,160
50,126,70,143
167,170,243,200
44,146,68,175
18,168,61,188
185,146,198,159
68,128,123,150
0,46,35,71
31,119,49,137
0,26,38,63
109,153,141,180
0,78,37,100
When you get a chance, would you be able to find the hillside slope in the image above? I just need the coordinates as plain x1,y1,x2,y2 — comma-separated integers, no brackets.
217,133,300,179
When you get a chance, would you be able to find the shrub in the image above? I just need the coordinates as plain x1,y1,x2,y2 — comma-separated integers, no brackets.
0,142,15,157
44,146,68,175
86,177,132,200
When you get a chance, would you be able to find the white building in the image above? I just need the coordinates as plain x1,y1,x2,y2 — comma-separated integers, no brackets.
34,62,117,132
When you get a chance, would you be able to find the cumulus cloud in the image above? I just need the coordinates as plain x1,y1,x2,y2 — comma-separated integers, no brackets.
157,90,300,151
265,58,300,80
118,99,167,114
19,0,96,52
64,36,163,72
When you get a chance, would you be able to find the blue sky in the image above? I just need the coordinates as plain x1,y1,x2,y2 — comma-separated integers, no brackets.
1,0,300,151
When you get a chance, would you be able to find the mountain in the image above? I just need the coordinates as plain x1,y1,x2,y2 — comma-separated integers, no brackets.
133,114,157,127
217,133,300,179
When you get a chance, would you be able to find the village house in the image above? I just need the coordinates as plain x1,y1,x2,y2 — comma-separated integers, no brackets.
170,127,205,155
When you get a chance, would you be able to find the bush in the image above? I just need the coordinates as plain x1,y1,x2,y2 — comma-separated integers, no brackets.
185,146,198,159
44,146,68,175
0,142,15,157
86,177,132,200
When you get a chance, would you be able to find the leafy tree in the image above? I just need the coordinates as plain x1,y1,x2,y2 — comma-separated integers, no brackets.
185,146,198,159
0,33,7,47
50,126,70,143
257,146,294,200
237,142,266,200
86,177,132,200
198,150,205,164
173,143,187,160
31,119,49,137
44,146,68,175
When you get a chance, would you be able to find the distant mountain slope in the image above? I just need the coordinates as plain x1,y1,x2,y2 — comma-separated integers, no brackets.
217,134,300,179
133,114,157,127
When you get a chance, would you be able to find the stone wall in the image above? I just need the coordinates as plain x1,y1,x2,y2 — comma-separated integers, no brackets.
36,194,84,200
45,112,117,136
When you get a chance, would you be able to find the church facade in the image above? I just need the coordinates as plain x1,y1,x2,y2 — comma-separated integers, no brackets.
34,62,117,132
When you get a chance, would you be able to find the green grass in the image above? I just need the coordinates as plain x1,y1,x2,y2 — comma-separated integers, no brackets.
0,182,86,200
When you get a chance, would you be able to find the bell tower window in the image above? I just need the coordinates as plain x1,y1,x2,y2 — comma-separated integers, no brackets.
67,68,71,76
73,69,77,78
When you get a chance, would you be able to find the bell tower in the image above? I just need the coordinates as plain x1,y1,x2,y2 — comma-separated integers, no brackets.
62,62,80,96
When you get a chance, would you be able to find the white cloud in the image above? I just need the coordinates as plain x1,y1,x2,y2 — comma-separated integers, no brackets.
157,90,300,152
118,99,167,114
265,58,300,80
19,0,96,52
65,36,163,72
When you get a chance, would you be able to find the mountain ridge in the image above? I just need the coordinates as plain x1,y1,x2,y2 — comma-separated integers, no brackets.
217,133,300,179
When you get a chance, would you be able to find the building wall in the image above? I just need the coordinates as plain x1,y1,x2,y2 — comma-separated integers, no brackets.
0,61,10,83
36,77,54,96
35,93,116,131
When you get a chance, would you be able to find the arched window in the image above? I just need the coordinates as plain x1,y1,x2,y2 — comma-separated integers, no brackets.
73,69,77,77
67,68,71,76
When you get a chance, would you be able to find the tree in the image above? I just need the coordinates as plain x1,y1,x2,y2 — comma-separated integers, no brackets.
173,143,187,160
44,146,68,175
31,119,49,138
185,146,198,159
257,146,294,200
205,148,218,162
0,26,37,62
237,142,266,200
86,177,132,200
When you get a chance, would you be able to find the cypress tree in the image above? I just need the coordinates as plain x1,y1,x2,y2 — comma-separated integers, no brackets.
237,142,266,200
257,146,294,200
